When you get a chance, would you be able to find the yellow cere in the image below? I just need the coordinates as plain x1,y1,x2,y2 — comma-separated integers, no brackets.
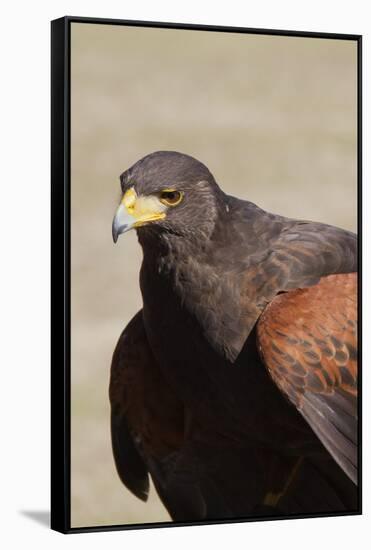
121,187,137,213
121,187,167,226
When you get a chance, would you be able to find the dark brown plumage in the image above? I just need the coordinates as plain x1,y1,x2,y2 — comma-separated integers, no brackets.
110,151,358,521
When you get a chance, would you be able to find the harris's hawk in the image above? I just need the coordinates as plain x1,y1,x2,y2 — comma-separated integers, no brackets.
110,151,358,521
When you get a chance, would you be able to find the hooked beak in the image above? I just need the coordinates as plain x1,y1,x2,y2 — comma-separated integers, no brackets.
112,204,137,243
112,187,166,243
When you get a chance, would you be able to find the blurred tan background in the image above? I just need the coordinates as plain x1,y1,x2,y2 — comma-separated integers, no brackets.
70,22,357,528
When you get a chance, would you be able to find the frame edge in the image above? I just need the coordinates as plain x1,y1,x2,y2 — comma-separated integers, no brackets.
51,16,70,534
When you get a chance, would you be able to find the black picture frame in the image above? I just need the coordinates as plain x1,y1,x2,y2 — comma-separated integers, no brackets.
51,15,362,534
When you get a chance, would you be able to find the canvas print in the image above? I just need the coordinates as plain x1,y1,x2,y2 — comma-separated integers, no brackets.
51,17,360,532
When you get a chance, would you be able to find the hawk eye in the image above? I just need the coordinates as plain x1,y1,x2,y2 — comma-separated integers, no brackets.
159,189,183,206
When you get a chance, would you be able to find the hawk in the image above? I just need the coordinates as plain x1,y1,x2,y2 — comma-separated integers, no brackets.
110,151,358,521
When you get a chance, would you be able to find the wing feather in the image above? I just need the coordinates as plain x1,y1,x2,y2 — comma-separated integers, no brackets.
109,310,185,507
257,273,358,484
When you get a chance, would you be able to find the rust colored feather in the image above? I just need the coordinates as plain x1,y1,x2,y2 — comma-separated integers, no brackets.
257,273,357,483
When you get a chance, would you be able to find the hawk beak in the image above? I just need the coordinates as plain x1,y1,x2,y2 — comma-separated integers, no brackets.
112,187,167,243
112,204,137,243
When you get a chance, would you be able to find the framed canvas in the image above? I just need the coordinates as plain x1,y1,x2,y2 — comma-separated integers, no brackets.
51,16,362,534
